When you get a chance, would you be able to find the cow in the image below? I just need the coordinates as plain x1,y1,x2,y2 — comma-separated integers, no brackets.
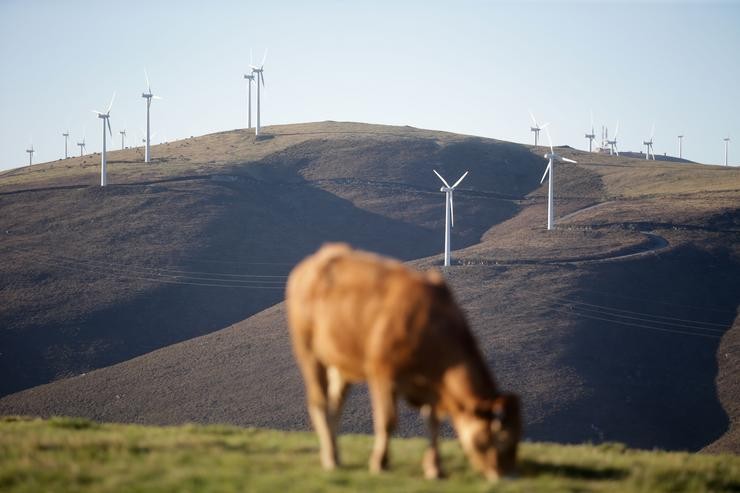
286,243,521,481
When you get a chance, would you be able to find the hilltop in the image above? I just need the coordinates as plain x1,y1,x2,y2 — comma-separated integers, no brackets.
0,121,738,453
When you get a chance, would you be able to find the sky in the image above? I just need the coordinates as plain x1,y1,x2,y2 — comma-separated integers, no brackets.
1,0,739,170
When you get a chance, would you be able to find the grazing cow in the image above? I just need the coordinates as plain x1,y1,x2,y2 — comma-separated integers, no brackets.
286,243,521,481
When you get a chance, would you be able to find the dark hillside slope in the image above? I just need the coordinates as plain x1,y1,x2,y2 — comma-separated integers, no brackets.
0,122,544,397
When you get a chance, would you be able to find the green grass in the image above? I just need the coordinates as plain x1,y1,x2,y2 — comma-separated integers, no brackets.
0,416,738,493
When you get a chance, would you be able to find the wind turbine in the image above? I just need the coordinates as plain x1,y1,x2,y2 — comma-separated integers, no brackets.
25,143,34,166
724,136,731,166
77,133,86,157
251,49,267,136
433,169,469,267
529,111,549,146
584,111,595,152
62,131,70,159
643,123,655,160
93,93,115,187
142,70,162,162
119,129,127,150
244,51,255,129
606,121,620,156
677,135,684,159
541,128,577,231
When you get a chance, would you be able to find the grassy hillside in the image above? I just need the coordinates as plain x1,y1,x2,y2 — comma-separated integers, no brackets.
1,416,738,493
1,122,739,453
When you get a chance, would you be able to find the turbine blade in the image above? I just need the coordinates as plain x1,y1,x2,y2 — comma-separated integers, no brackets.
145,69,151,93
107,92,116,113
590,109,594,131
540,162,551,184
529,110,538,127
449,192,454,228
107,118,112,137
545,127,554,155
561,157,578,164
260,71,265,86
433,169,451,188
451,170,469,188
153,95,163,100
261,48,268,67
614,121,620,138
92,110,103,115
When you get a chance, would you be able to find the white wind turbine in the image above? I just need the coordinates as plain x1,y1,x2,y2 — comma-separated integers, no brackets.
724,136,731,166
25,142,34,166
643,123,656,160
119,128,127,150
606,121,620,156
541,128,577,231
584,111,595,152
251,49,267,136
77,132,86,157
142,70,162,163
677,135,684,159
529,111,549,146
93,93,115,187
433,169,469,267
62,130,70,159
244,50,255,129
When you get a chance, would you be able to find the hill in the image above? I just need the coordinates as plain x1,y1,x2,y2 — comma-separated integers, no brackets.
1,416,739,492
1,122,739,453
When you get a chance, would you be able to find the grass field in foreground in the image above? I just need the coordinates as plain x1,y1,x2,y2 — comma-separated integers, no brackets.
0,416,738,493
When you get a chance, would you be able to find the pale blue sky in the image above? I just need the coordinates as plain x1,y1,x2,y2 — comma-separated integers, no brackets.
1,0,739,170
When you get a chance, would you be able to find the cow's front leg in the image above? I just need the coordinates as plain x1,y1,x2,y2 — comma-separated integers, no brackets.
300,358,338,470
368,376,397,473
421,404,444,479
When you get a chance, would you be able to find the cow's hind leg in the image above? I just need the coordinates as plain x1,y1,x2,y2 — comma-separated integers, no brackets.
421,404,444,479
300,358,338,470
326,366,350,438
368,376,397,473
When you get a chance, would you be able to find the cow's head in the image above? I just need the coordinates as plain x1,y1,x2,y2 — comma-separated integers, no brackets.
455,392,522,481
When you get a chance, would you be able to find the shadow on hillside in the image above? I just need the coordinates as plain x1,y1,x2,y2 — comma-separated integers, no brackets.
529,245,740,451
0,135,546,402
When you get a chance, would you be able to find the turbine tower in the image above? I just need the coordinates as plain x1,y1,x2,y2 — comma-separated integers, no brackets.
585,111,595,152
93,93,115,187
251,50,267,136
433,169,469,267
62,131,70,159
724,136,731,166
119,129,127,150
25,144,34,166
77,136,86,156
541,128,577,231
243,52,255,129
643,123,655,160
606,121,620,156
142,70,161,163
529,111,549,146
678,135,684,159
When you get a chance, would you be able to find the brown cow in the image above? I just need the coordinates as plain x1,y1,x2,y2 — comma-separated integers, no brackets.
286,243,521,481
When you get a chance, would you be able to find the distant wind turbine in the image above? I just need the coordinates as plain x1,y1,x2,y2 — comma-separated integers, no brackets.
244,50,255,129
724,136,731,166
25,143,34,166
251,49,267,136
93,93,115,187
119,129,127,150
541,128,577,231
606,121,620,156
677,135,684,159
433,169,469,267
529,111,549,146
62,131,70,159
643,123,656,160
142,70,162,163
77,133,86,157
584,111,595,152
